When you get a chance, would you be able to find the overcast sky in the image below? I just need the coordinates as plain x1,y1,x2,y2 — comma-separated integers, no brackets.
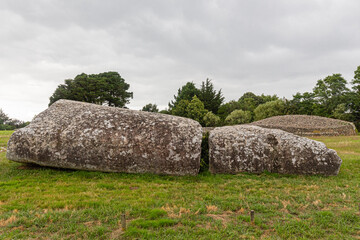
1,0,360,121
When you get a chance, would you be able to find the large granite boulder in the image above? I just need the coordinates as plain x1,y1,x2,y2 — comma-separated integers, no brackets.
7,100,202,176
209,125,342,175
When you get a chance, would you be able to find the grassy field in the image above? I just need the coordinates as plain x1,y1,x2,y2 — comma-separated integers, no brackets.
0,130,359,239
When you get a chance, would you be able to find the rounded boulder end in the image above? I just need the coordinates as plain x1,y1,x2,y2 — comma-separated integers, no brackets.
7,100,203,176
209,125,342,176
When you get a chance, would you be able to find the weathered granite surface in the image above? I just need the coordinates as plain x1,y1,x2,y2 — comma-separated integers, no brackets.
251,115,357,136
7,100,203,175
209,125,342,175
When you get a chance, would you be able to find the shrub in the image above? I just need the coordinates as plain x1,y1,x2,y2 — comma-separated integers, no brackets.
200,132,209,172
254,99,286,121
225,110,252,125
186,96,208,126
203,112,221,127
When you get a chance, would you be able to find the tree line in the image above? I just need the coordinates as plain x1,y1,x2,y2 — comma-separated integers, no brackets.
4,66,359,131
141,65,360,129
0,109,29,130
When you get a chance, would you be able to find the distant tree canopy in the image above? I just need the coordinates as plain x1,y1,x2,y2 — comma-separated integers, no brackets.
254,99,286,121
198,79,224,114
186,96,208,126
312,74,351,117
0,109,29,130
352,65,360,93
169,82,199,110
225,110,252,125
217,92,278,121
0,109,10,125
203,111,221,127
350,66,360,126
49,72,133,107
141,103,159,113
46,65,360,130
160,66,360,129
285,69,360,128
169,79,224,115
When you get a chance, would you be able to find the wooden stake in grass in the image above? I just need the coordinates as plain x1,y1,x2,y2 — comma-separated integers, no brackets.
121,213,126,231
250,210,255,224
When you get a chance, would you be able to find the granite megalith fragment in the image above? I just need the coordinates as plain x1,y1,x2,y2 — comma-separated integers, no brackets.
7,100,203,176
209,125,342,175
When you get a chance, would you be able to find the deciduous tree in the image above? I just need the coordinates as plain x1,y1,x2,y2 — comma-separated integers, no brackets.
225,109,252,125
254,100,286,121
168,82,199,110
203,111,221,127
142,103,159,112
49,72,133,107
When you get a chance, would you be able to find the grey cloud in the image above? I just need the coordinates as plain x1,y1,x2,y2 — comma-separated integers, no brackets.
0,0,360,121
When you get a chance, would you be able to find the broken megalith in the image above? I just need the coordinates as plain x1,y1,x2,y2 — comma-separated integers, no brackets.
7,100,203,176
209,125,342,175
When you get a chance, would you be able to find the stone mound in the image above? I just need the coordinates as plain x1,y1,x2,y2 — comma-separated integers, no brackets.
209,125,342,176
250,115,356,136
7,100,203,176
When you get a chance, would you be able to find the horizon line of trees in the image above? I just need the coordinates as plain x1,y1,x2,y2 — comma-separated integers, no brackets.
3,66,360,131
0,109,29,130
142,65,360,129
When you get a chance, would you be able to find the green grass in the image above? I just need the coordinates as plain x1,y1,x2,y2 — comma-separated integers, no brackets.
0,130,359,239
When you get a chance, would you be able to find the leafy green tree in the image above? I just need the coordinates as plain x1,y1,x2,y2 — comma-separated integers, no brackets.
259,94,279,103
288,92,317,115
218,93,278,122
217,100,241,121
0,109,10,125
225,110,252,125
0,109,29,130
350,66,360,128
312,74,350,117
141,103,159,112
254,100,286,121
168,82,200,110
169,79,224,115
237,92,278,113
171,99,190,117
332,103,353,121
49,72,133,107
352,65,360,93
186,96,208,125
197,79,224,114
159,109,170,115
203,111,221,127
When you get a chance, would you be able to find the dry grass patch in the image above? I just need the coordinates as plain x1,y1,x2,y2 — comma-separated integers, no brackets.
206,205,218,213
161,204,191,218
0,215,16,227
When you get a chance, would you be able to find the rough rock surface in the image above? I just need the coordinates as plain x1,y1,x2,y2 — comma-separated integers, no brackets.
251,115,356,136
7,100,202,176
209,125,342,175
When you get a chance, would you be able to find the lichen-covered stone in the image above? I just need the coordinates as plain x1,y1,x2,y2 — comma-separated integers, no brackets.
209,125,342,175
7,100,202,176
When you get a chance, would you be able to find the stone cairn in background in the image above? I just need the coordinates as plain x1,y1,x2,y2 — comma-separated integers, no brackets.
7,100,342,176
251,115,356,136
